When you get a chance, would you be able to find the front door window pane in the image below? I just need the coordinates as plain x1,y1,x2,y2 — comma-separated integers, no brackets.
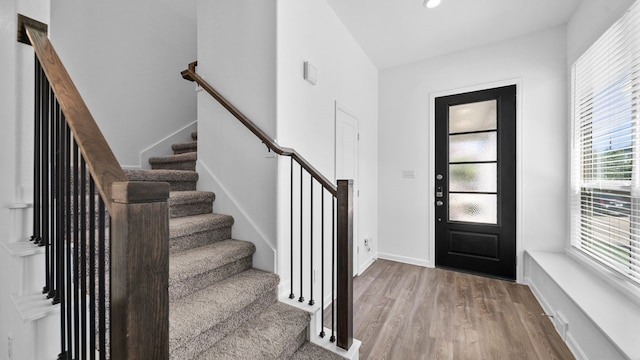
449,100,497,133
449,194,497,224
449,163,497,192
449,132,497,162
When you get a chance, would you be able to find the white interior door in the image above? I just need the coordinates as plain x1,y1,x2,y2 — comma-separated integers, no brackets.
335,103,359,275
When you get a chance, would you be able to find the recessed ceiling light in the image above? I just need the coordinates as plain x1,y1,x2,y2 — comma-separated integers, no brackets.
424,0,441,8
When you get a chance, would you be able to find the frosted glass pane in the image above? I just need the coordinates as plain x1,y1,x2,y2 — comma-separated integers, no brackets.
449,132,497,162
450,163,496,192
449,194,497,224
449,100,497,133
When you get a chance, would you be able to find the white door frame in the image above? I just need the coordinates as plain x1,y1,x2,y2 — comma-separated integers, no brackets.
428,78,524,282
335,101,360,276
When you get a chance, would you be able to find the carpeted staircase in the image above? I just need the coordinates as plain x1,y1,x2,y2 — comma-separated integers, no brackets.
125,132,343,359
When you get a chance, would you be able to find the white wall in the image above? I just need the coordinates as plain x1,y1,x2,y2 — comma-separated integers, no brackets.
50,0,197,168
0,2,54,359
196,0,279,271
378,26,568,275
277,0,378,296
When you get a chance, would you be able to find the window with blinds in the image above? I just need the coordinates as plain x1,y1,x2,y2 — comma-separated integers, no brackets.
571,0,640,286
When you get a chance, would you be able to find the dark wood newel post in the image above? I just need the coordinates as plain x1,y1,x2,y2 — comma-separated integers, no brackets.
336,179,353,350
110,181,171,359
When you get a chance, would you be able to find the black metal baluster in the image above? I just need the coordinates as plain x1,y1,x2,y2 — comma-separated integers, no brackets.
89,178,96,360
47,83,56,300
38,61,48,245
299,166,304,303
309,178,314,306
41,66,51,296
330,197,336,343
32,54,41,245
320,189,325,338
65,121,73,359
98,197,106,360
56,100,66,359
80,159,87,360
73,141,80,359
289,157,295,300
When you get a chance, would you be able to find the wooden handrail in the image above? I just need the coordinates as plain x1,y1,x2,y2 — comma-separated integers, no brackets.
183,60,353,351
24,25,127,211
181,61,338,196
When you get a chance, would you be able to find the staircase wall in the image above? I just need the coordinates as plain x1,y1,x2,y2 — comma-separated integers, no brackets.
195,0,279,272
49,0,198,168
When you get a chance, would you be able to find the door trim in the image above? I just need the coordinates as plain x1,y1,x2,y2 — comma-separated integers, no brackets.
334,101,360,276
428,78,524,282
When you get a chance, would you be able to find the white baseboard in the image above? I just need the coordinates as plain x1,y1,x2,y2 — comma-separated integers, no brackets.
139,120,198,169
358,256,376,275
377,252,432,268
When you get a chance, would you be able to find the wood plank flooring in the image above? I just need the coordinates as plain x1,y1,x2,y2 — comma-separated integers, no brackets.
325,259,574,360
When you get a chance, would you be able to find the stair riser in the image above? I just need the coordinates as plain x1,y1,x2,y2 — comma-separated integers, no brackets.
169,256,252,301
168,181,197,192
170,227,232,254
170,288,277,360
169,202,213,219
152,161,196,171
173,147,197,155
173,148,197,155
279,327,309,359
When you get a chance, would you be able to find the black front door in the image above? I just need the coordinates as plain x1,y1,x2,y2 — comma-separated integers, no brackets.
435,85,517,280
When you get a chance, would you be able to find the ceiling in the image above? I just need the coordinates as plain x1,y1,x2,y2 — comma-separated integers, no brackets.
325,0,584,69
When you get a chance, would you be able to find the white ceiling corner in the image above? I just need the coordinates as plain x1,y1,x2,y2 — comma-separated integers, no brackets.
325,0,584,69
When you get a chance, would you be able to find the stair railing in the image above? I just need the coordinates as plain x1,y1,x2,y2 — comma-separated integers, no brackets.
18,14,170,360
182,61,354,350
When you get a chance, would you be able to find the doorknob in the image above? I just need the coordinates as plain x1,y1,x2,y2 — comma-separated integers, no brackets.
436,200,444,206
436,174,443,180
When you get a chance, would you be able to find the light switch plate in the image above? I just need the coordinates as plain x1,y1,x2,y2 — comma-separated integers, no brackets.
304,61,317,85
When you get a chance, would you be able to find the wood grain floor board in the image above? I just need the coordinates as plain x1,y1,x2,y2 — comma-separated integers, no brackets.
325,259,574,359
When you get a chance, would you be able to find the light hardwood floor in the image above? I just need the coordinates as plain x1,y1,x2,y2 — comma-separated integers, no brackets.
325,259,574,360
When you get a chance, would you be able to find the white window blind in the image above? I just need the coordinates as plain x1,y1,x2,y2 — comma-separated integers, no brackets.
571,0,640,286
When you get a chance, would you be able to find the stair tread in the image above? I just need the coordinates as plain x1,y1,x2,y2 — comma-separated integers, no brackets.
125,169,198,182
170,213,234,239
292,343,346,360
200,301,310,359
169,239,255,285
169,269,279,353
171,141,197,150
149,152,197,164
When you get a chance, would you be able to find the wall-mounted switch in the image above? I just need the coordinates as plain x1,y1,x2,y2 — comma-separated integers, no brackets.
402,170,416,179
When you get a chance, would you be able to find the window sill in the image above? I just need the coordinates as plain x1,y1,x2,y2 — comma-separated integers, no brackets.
525,250,640,360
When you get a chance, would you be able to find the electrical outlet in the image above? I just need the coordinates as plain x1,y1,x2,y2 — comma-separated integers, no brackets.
363,237,373,252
